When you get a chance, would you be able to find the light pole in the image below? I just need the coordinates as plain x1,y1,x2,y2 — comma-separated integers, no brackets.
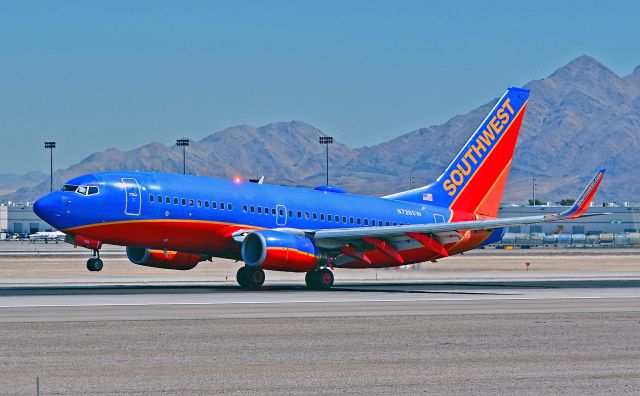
176,139,189,174
532,176,537,206
44,141,56,192
319,136,333,185
409,169,416,189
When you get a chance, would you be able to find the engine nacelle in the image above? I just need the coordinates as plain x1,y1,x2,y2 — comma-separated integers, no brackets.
126,247,202,270
241,230,319,272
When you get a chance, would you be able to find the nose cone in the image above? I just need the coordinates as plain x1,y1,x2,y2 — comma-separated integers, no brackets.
33,193,62,228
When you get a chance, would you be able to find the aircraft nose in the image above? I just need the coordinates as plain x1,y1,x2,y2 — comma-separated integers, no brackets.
33,193,63,226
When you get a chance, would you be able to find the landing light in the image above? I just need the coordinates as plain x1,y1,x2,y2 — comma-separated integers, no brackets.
234,176,242,184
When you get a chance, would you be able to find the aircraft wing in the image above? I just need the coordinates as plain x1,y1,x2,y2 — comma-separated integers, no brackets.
311,169,606,252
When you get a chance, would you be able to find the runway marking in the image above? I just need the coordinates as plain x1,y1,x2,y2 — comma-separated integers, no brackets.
3,295,640,309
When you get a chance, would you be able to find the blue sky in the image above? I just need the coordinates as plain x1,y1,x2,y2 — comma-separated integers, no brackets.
1,1,639,173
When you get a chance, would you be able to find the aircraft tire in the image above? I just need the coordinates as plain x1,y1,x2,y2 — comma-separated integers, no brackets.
87,258,104,272
315,268,334,290
237,266,251,288
306,269,334,290
249,268,265,287
305,271,316,288
237,266,264,288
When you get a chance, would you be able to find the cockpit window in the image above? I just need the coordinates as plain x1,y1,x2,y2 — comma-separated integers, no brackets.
63,184,99,196
62,185,79,192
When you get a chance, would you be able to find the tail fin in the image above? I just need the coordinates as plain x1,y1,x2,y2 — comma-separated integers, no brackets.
554,168,606,219
384,87,530,218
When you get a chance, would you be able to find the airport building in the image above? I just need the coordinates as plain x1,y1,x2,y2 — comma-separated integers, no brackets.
498,205,640,234
0,203,53,236
1,200,639,241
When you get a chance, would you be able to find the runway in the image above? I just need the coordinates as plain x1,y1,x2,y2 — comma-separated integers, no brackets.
2,279,640,323
2,247,640,394
2,279,640,394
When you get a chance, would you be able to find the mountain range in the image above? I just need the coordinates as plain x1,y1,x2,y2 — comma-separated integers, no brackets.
2,55,639,204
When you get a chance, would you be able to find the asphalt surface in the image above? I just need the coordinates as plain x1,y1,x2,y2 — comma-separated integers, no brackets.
2,279,640,394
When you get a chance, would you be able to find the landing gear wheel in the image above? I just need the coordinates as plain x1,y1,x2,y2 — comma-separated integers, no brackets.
305,269,334,290
315,268,334,290
236,266,265,289
86,258,103,272
249,268,265,287
305,271,315,288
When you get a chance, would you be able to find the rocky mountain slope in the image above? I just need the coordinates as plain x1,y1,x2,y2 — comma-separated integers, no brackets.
4,55,639,204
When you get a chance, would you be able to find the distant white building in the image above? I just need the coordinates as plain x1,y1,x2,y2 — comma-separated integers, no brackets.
499,205,640,234
0,203,54,234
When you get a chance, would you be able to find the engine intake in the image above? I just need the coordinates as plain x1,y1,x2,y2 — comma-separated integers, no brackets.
126,247,202,270
241,230,319,272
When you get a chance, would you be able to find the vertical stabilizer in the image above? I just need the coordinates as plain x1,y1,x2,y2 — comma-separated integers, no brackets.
384,87,530,218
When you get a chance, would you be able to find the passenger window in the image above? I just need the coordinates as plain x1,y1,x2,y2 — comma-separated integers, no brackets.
393,222,397,226
181,198,186,206
272,208,276,216
297,211,302,219
312,213,317,220
165,196,170,204
364,219,368,226
378,220,383,226
157,195,162,203
328,214,332,221
88,186,99,195
205,201,210,208
213,201,218,209
219,202,224,209
257,207,262,214
357,218,361,225
227,203,232,211
342,216,347,223
173,197,178,205
280,209,285,216
349,217,354,224
189,199,194,207
250,206,255,213
243,205,248,213
320,214,325,221
305,212,310,219
197,200,202,208
264,207,268,214
149,195,154,203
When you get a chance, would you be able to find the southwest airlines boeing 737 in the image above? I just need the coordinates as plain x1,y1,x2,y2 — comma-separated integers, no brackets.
34,87,606,289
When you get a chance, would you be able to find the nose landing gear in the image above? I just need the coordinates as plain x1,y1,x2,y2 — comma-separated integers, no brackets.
86,249,103,272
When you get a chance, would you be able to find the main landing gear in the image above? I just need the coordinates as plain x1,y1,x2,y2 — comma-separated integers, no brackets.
305,268,334,290
234,266,335,290
86,249,103,272
236,266,265,289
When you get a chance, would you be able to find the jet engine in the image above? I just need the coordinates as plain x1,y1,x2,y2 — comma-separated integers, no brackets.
241,230,319,272
126,247,202,270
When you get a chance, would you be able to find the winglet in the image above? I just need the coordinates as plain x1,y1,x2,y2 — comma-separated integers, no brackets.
552,169,606,220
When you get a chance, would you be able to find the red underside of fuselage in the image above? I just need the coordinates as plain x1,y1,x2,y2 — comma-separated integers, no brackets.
66,220,493,271
66,220,253,258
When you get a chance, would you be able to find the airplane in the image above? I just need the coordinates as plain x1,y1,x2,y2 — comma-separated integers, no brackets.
33,87,606,290
29,231,66,243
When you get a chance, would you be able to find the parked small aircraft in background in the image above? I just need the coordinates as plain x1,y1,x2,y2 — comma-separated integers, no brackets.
33,87,605,289
28,231,66,243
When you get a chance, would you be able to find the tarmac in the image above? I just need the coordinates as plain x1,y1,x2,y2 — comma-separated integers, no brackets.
1,242,640,394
